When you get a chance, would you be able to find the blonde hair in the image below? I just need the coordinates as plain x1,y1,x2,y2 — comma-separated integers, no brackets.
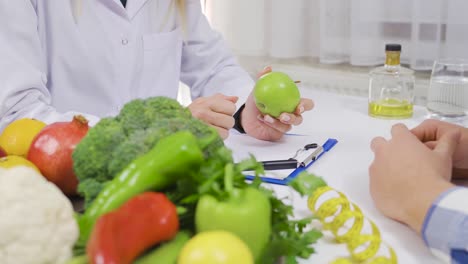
175,0,186,34
71,0,82,22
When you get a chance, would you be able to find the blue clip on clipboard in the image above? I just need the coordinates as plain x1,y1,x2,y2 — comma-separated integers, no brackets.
245,138,338,185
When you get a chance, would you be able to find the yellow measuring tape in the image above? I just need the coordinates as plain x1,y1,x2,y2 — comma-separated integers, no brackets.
307,186,398,264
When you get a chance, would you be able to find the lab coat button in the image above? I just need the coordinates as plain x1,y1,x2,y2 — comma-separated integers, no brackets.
121,38,129,45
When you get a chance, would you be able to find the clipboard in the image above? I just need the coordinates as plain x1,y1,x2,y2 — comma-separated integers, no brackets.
244,138,338,185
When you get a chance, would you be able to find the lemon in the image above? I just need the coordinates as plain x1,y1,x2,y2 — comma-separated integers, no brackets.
0,155,40,173
0,118,46,157
178,231,254,264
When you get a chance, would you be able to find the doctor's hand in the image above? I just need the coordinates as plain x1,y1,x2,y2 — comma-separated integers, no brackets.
188,93,238,140
369,123,459,233
411,119,468,179
240,66,314,141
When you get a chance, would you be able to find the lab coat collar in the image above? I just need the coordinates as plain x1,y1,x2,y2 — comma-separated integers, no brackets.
98,0,127,18
99,0,150,20
126,0,151,20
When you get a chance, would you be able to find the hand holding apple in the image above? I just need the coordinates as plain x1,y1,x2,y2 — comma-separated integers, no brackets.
240,67,314,141
253,71,301,118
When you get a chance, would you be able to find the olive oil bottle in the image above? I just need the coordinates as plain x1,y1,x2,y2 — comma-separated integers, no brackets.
368,44,415,119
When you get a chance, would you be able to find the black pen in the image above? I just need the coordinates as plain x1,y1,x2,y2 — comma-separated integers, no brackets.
260,159,298,170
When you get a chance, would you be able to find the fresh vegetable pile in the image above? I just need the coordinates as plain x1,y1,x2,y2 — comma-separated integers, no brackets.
72,96,224,208
73,97,324,263
0,96,323,264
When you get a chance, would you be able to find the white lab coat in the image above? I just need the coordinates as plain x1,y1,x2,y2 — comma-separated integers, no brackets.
0,0,254,130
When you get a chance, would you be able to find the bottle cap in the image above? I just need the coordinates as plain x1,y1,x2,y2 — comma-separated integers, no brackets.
385,44,401,52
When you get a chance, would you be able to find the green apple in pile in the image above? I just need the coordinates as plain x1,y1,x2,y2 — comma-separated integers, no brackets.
253,72,301,118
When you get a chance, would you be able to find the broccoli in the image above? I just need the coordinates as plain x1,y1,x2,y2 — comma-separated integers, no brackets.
107,118,225,178
118,98,150,135
184,118,225,158
72,97,225,208
118,97,192,136
77,178,104,209
73,117,126,183
143,96,192,120
144,117,225,159
107,129,152,177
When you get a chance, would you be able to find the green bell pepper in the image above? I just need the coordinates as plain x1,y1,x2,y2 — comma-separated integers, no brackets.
195,163,272,261
79,131,204,243
65,255,88,264
135,231,191,264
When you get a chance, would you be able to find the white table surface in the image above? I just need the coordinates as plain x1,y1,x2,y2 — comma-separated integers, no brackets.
224,88,448,264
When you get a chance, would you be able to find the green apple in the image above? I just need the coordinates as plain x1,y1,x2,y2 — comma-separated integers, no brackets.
253,71,301,118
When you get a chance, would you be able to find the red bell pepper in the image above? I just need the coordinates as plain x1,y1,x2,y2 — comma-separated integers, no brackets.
86,192,179,264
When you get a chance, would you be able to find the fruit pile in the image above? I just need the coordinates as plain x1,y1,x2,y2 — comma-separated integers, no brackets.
0,116,89,195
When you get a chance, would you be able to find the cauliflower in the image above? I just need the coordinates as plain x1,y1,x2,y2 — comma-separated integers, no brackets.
0,166,78,264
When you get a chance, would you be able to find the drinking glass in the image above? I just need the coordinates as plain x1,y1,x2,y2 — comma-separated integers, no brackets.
426,59,468,123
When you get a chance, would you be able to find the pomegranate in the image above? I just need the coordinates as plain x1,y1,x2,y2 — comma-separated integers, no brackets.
0,146,6,158
28,115,89,195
